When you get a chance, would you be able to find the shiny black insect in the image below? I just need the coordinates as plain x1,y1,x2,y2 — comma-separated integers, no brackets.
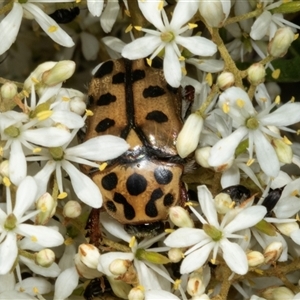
83,278,112,300
221,185,251,203
49,7,80,24
261,187,284,216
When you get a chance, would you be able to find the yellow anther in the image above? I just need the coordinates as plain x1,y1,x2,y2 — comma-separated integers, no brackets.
283,136,292,145
48,25,58,33
124,9,131,17
134,25,142,31
31,235,38,242
99,162,107,171
205,73,213,86
31,77,40,84
254,268,264,275
297,129,300,135
294,33,299,40
62,96,70,102
64,237,74,245
211,258,216,264
188,23,198,29
164,228,175,234
23,90,30,97
184,201,198,207
290,96,295,103
33,287,39,294
272,69,280,79
246,158,255,166
158,0,164,10
36,110,53,121
181,67,187,76
129,236,136,248
58,192,68,199
146,58,152,66
33,147,42,153
178,56,185,61
3,177,11,187
236,99,245,108
222,102,230,114
173,279,181,290
126,24,133,33
291,189,299,197
85,109,94,117
275,95,281,104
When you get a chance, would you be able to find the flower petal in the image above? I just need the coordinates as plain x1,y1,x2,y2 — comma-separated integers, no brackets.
23,3,74,47
138,1,164,31
87,0,104,17
50,111,84,129
9,140,27,186
0,232,17,275
65,135,129,161
220,238,248,275
180,242,214,274
100,1,119,33
170,0,198,29
250,11,272,40
164,43,182,87
62,161,103,208
0,2,22,55
17,224,64,247
145,290,181,300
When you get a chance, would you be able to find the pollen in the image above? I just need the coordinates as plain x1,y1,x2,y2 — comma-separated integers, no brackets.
291,189,299,197
33,147,42,153
206,73,213,86
36,110,53,121
134,25,142,31
33,287,39,294
85,109,94,117
124,9,130,17
236,99,245,108
48,25,58,33
294,33,299,40
62,96,70,102
185,201,198,207
272,69,280,79
164,228,175,233
31,77,40,84
99,162,107,171
146,58,152,66
275,95,281,104
158,0,164,10
283,136,292,145
3,177,11,187
173,279,181,290
222,102,230,113
64,237,74,245
181,67,187,76
58,192,68,199
129,236,136,248
246,158,255,166
179,56,185,61
31,235,38,242
290,96,295,102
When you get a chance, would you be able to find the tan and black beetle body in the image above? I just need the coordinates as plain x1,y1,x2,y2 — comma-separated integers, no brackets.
85,58,186,235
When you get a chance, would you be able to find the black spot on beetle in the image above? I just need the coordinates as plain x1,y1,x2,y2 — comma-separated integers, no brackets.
154,167,173,185
106,200,117,213
113,192,135,220
95,118,115,132
143,86,166,98
131,69,146,82
96,93,116,106
146,111,168,123
94,61,114,78
112,72,125,84
164,193,174,206
102,173,118,190
149,57,163,69
145,188,163,217
126,173,147,196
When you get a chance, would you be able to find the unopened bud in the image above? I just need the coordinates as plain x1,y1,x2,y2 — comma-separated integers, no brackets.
262,286,294,300
217,72,235,90
268,27,295,57
35,249,55,267
35,193,57,225
0,160,9,177
109,259,131,275
69,91,87,115
247,250,265,267
195,147,211,168
276,221,299,237
63,200,81,218
272,138,293,164
74,253,102,279
199,0,229,28
42,61,76,86
169,206,194,228
78,244,100,269
214,192,233,214
168,248,184,263
248,63,266,85
264,241,283,264
187,274,205,297
176,113,203,158
1,82,18,100
128,286,145,300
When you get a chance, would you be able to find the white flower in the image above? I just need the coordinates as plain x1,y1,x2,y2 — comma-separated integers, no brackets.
87,0,104,17
164,185,267,275
122,0,217,87
0,1,74,55
208,87,300,178
0,176,64,275
0,111,71,185
30,133,129,208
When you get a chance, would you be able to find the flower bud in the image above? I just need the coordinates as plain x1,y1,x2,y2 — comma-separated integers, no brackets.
74,253,102,279
262,286,294,300
35,249,55,267
264,241,283,264
169,206,194,228
248,63,266,85
268,27,295,57
214,192,233,214
128,286,145,300
276,221,299,237
70,96,87,115
1,82,18,100
187,273,205,297
217,72,235,90
195,147,211,168
247,250,265,267
176,113,203,158
272,138,293,164
0,160,9,177
78,244,100,269
168,248,184,263
35,193,57,225
191,295,210,300
109,259,131,275
42,61,76,86
199,0,229,28
63,200,81,218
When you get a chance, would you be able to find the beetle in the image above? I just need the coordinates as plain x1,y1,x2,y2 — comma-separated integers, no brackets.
84,58,186,237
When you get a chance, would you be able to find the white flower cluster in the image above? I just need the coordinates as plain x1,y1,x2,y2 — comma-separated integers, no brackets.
1,0,300,299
